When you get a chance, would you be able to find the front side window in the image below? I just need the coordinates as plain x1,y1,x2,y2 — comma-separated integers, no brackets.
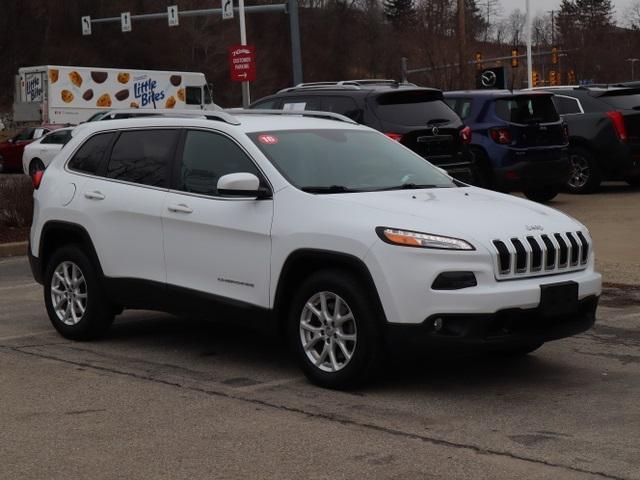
106,130,178,187
41,130,72,145
177,130,259,196
248,129,455,192
68,132,115,174
185,86,203,105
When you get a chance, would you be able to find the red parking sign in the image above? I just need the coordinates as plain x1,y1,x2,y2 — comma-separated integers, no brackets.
229,45,256,82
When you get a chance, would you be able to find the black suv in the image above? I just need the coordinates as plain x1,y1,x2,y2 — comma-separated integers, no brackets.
250,80,475,182
537,86,640,192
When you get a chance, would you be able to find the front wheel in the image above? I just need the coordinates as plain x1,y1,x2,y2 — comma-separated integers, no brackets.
44,245,115,340
288,270,383,389
523,186,560,203
493,341,543,357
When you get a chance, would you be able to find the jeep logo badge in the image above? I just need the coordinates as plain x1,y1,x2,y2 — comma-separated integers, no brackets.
525,225,544,231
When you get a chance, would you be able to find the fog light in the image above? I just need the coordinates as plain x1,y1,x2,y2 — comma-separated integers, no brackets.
432,272,477,290
433,317,444,332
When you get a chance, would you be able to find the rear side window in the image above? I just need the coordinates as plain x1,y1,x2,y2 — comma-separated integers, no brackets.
553,95,582,115
321,96,363,121
495,95,559,123
178,130,259,196
252,98,280,109
68,132,115,174
106,130,178,187
374,91,458,126
445,98,473,120
282,97,322,111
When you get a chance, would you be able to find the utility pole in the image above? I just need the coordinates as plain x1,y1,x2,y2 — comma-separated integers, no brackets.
627,58,640,81
548,9,555,46
526,0,533,88
458,0,467,88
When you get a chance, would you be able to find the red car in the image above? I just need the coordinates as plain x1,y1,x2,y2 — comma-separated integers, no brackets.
0,124,64,173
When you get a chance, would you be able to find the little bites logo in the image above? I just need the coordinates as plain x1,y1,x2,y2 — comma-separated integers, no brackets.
133,76,165,107
228,45,256,82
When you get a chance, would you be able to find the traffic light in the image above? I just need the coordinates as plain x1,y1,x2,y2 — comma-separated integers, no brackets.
568,69,577,84
511,48,519,68
532,70,539,87
551,47,558,65
549,70,558,86
475,52,483,71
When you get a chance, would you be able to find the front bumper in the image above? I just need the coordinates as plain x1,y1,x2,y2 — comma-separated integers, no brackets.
384,295,598,351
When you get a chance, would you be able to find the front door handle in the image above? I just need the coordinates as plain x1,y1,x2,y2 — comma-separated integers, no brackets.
84,191,105,200
167,203,193,214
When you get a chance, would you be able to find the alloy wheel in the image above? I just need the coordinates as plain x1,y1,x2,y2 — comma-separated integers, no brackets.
51,261,88,325
299,291,357,373
568,153,590,189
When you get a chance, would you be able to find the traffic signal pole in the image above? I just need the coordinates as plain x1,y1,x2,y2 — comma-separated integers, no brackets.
526,0,533,88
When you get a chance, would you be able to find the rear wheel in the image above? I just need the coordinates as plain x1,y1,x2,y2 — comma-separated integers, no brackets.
566,147,601,194
523,186,560,203
29,158,45,176
288,270,383,389
44,245,115,340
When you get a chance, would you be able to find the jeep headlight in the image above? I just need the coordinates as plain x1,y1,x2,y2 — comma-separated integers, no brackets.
376,227,474,251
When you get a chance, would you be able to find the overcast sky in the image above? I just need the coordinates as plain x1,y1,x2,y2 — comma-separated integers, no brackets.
498,0,633,21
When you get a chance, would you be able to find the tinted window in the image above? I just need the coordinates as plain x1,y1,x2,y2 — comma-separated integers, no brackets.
41,130,72,145
375,91,458,126
495,95,559,123
322,96,363,121
186,86,202,105
553,96,582,115
68,132,114,174
106,130,178,187
252,98,280,109
178,130,259,196
445,98,473,119
598,92,640,110
14,128,34,141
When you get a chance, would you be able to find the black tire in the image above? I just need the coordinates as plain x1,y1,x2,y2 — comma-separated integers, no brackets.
566,147,601,194
44,245,115,340
625,175,640,187
29,158,45,176
494,341,543,357
523,186,560,203
287,269,384,390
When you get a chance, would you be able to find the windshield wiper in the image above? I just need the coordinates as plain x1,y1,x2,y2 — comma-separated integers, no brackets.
301,185,358,194
376,183,442,191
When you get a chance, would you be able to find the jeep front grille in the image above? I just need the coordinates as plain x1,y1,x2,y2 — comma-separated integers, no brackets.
492,231,590,279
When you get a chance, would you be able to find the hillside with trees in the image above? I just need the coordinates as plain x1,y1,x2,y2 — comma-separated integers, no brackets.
1,0,640,109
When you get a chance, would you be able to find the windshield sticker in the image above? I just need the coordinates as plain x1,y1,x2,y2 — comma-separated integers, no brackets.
258,134,279,145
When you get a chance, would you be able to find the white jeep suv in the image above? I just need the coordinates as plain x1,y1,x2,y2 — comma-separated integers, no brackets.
29,110,602,389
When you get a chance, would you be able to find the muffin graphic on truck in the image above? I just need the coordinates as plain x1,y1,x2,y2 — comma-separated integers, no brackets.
14,65,215,124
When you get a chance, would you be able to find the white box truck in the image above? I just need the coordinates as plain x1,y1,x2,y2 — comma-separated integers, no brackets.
13,65,215,124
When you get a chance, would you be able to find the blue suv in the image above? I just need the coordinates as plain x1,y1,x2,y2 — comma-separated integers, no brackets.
444,90,570,202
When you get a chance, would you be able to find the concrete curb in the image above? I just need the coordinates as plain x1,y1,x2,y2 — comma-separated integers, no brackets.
0,241,28,258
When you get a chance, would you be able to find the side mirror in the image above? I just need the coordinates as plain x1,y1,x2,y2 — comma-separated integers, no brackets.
217,172,271,199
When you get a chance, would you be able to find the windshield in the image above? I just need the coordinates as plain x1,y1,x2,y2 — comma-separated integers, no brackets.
495,95,559,124
248,129,456,192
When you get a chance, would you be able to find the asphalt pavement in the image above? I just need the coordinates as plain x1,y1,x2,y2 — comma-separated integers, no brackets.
1,256,639,480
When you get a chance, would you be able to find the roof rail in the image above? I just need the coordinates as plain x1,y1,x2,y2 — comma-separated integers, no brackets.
276,79,409,94
97,108,241,125
226,108,358,125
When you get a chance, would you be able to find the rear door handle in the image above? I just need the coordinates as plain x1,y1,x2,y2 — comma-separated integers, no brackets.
167,203,193,214
84,191,105,200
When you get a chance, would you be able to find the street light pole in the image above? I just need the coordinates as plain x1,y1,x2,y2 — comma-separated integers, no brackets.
526,0,533,88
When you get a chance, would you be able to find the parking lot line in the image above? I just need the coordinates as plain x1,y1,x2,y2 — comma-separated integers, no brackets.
0,282,38,290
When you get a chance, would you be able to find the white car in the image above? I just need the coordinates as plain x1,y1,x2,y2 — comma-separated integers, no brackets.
28,110,602,389
22,127,75,176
